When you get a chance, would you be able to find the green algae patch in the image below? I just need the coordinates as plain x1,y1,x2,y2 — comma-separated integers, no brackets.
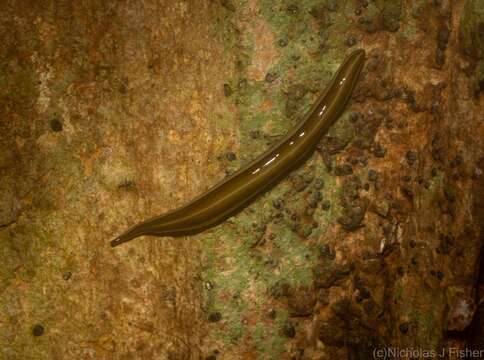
201,0,365,355
251,317,288,359
408,305,443,349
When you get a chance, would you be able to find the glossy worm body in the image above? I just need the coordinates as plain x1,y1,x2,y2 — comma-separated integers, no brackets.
111,49,365,247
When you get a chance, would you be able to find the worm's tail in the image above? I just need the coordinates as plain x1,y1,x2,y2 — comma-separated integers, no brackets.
110,222,149,247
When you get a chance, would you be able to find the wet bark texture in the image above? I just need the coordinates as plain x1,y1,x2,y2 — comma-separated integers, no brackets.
0,0,483,359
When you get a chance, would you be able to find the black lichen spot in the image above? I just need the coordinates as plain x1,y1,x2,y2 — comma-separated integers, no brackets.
288,287,316,316
272,211,284,223
268,309,277,319
286,84,308,101
355,287,371,303
345,36,357,47
404,89,420,112
313,178,325,190
265,72,278,83
32,324,44,337
338,176,367,230
368,169,378,182
225,151,236,161
307,191,322,209
321,200,331,210
208,312,222,323
406,151,418,165
431,134,445,161
435,49,445,67
249,130,261,139
372,143,386,158
286,4,299,15
478,79,484,95
289,221,299,233
362,158,375,173
348,156,358,165
338,202,367,230
450,155,463,167
252,222,267,238
205,356,217,360
399,322,409,334
325,0,338,11
220,0,235,12
283,322,296,338
341,175,362,200
272,198,284,209
335,163,353,176
349,111,361,123
366,52,382,72
322,135,352,155
285,84,310,118
307,196,318,209
417,176,430,189
270,280,291,298
401,185,413,199
411,257,418,267
309,5,331,29
278,38,289,47
359,16,377,33
319,244,335,260
436,233,453,255
291,174,309,192
303,172,314,184
437,26,450,51
223,83,233,97
62,271,72,281
290,213,300,222
50,118,63,132
118,179,136,191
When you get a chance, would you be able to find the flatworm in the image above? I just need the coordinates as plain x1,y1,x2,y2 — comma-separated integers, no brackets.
111,49,365,247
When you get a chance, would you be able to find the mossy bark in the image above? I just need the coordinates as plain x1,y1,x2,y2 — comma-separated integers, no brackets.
1,0,483,359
